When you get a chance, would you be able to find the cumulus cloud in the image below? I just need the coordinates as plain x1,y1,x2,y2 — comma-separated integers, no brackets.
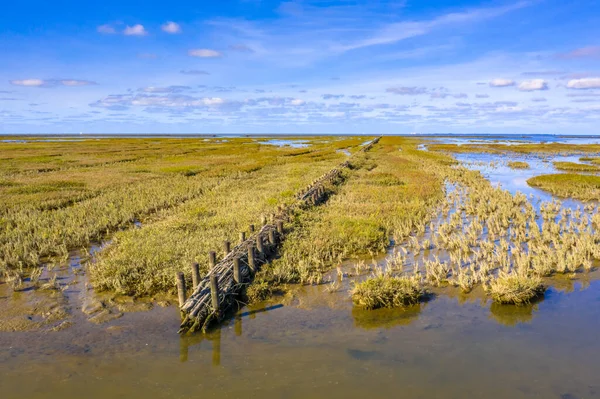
290,99,305,106
566,78,600,89
518,79,548,91
557,46,600,59
489,78,515,87
180,70,210,75
188,49,223,58
124,24,148,36
10,79,96,87
97,24,117,34
161,21,181,34
386,86,428,95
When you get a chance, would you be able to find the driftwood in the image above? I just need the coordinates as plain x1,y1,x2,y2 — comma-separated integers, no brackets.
177,136,380,333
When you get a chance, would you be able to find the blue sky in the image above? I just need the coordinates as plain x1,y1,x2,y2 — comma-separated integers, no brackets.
1,0,600,134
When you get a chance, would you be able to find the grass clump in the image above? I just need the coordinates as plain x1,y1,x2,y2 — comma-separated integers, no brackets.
527,173,600,200
553,161,600,172
351,275,425,309
507,161,530,170
488,273,545,305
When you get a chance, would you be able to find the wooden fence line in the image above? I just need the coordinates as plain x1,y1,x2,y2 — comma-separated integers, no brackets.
177,136,380,333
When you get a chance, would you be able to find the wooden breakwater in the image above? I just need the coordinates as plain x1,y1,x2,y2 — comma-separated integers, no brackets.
177,136,380,333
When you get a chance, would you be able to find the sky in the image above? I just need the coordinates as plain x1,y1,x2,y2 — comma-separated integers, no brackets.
1,0,600,135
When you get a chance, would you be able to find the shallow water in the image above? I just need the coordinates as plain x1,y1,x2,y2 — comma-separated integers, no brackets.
3,136,600,398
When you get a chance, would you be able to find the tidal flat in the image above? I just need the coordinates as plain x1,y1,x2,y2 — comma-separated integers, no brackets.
2,134,600,398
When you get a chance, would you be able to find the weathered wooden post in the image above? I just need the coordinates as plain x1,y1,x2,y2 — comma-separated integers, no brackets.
261,215,267,226
239,231,246,243
233,256,241,283
210,273,220,315
224,240,231,255
176,272,186,307
268,229,276,245
191,262,200,289
248,246,256,272
256,235,265,259
209,251,217,269
249,224,255,233
277,220,284,235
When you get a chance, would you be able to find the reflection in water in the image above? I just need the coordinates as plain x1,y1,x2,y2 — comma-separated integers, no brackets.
489,302,539,326
352,302,424,329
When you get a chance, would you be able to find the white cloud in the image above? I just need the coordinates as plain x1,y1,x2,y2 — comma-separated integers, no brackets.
188,49,223,58
567,78,600,90
161,22,181,34
124,24,148,36
489,78,515,87
518,79,548,91
10,79,45,87
291,99,305,105
9,79,96,87
97,24,116,34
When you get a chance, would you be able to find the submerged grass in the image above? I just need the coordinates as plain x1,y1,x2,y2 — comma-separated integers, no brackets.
351,275,425,309
507,161,530,169
527,173,600,201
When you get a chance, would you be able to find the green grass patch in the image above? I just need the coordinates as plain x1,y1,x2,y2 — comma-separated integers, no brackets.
553,161,600,172
527,173,600,200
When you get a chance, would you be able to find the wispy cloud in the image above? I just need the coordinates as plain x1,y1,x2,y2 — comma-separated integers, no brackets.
386,86,428,95
10,79,96,87
557,46,600,59
229,44,254,53
322,94,345,100
97,24,117,34
188,49,223,58
180,70,210,75
124,24,148,36
161,21,181,34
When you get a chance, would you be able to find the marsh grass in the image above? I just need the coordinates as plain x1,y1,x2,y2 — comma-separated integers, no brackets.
553,161,600,172
527,173,600,200
351,275,425,309
1,136,367,278
259,137,447,287
507,161,530,169
488,273,545,304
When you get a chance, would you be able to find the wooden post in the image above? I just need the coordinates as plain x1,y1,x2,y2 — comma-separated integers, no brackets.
268,229,276,245
239,231,246,243
276,220,284,235
224,240,231,255
256,235,264,258
261,215,267,226
191,262,200,289
248,246,256,272
210,273,220,315
249,224,255,233
233,256,241,283
209,251,217,269
176,272,186,307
